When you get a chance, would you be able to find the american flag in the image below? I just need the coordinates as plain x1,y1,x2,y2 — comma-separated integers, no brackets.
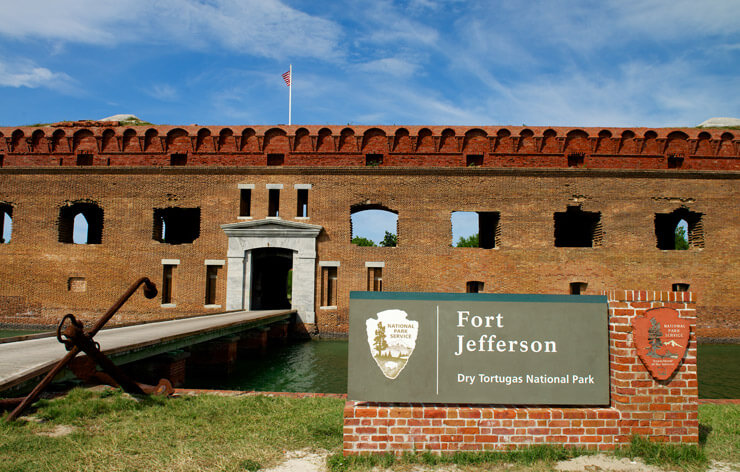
282,70,291,87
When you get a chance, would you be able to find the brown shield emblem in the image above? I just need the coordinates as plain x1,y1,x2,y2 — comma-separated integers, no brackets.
631,307,690,380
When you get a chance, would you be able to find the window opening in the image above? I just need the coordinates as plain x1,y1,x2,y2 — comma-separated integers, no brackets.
152,208,200,244
240,189,251,217
170,153,187,166
654,209,703,250
0,204,12,243
368,267,383,291
451,211,500,249
567,153,585,167
76,154,93,166
59,202,104,244
68,277,87,293
466,281,484,293
667,153,684,169
321,266,338,307
466,154,483,167
554,206,602,247
205,265,219,305
350,205,398,247
267,153,284,166
162,265,175,304
672,283,690,292
0,155,4,167
365,154,383,166
297,189,309,217
268,189,280,217
570,282,588,295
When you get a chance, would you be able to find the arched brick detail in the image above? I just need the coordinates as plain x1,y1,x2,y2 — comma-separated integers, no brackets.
696,131,713,156
719,132,735,157
31,129,46,153
294,127,312,152
517,129,536,153
218,128,235,152
101,129,117,152
317,128,334,152
196,128,214,152
122,129,139,152
416,128,434,152
392,128,411,153
665,131,689,157
642,130,659,154
595,130,614,154
73,129,96,153
241,128,258,152
619,130,637,154
263,128,289,154
167,128,190,153
463,128,488,154
439,128,457,152
144,128,160,152
564,129,590,155
541,129,559,153
11,130,25,153
339,128,356,152
361,128,388,153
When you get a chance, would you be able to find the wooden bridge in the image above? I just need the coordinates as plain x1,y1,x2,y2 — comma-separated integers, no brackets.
0,309,295,393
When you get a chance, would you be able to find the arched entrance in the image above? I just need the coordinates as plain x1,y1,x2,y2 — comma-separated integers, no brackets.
221,219,322,324
250,248,293,310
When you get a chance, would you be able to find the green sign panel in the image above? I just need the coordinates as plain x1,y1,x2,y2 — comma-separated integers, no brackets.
348,292,610,405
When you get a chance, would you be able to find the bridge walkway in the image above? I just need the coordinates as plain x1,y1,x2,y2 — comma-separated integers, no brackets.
0,309,294,392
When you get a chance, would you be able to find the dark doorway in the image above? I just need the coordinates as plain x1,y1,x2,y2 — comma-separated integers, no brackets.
250,248,293,310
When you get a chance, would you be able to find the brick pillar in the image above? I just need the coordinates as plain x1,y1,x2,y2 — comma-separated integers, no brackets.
189,335,241,374
606,290,698,445
343,290,698,455
238,327,269,354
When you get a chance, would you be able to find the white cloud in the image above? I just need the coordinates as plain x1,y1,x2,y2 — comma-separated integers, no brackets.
0,58,74,90
0,0,343,60
355,58,420,78
147,84,179,101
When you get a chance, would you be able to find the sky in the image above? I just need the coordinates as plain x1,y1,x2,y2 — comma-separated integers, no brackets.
0,0,738,128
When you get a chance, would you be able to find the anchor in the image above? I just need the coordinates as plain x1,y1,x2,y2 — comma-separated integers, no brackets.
5,277,174,422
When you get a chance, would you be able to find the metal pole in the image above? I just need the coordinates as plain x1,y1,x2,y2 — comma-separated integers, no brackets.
288,64,292,126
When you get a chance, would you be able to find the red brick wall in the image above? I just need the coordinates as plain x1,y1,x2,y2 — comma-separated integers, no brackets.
343,291,698,454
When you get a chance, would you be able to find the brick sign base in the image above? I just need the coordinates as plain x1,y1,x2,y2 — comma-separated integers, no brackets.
344,291,698,454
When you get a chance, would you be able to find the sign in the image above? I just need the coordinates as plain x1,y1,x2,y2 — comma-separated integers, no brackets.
349,292,610,405
631,307,690,380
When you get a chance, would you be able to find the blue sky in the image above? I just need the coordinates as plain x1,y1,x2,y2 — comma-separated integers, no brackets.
0,0,738,128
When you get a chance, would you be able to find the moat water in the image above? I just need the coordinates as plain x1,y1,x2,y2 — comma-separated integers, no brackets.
183,340,740,399
1,331,737,398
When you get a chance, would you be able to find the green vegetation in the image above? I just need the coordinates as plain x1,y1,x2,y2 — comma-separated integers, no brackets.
1,389,737,471
351,231,397,247
675,226,690,250
379,231,397,247
329,445,590,471
456,233,480,247
0,388,343,472
351,236,376,246
616,435,707,469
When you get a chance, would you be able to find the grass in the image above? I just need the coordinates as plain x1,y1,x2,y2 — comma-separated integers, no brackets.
1,389,737,471
0,388,344,472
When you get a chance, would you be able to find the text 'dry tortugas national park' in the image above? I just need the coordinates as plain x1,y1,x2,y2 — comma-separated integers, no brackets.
0,121,737,451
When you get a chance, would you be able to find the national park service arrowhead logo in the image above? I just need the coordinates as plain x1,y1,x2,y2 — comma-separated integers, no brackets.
366,309,419,380
631,307,690,380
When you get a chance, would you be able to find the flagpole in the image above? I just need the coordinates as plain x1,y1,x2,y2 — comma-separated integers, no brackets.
288,64,292,125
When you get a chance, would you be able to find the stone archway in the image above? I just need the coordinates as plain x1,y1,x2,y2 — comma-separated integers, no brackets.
221,219,322,323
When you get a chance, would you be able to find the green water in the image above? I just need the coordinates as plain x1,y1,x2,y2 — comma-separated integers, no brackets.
184,340,739,398
0,329,43,339
698,344,740,399
185,340,349,394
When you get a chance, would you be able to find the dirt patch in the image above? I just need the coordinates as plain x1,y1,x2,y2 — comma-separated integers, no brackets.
262,449,330,472
36,424,75,437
